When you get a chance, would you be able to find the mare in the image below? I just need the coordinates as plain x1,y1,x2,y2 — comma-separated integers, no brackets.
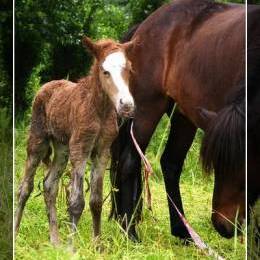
110,0,245,241
15,36,136,245
247,5,260,219
247,5,260,256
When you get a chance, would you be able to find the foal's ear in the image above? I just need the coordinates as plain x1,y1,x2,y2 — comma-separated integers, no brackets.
82,36,100,58
123,36,140,57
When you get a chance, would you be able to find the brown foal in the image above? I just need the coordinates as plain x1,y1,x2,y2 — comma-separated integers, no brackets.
15,36,136,246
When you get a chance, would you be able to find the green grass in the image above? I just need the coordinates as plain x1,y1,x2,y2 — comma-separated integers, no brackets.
0,109,13,259
248,201,260,259
15,115,245,259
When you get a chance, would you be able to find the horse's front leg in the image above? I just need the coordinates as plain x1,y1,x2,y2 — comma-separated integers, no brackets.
89,147,110,241
114,97,169,241
160,110,196,240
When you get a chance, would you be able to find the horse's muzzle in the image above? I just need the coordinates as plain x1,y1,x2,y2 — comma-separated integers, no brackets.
212,214,244,238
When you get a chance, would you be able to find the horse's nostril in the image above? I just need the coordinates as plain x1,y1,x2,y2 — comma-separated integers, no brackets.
120,98,123,105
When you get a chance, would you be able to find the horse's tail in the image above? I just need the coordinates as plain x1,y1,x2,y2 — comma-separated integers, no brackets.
30,86,52,168
200,88,245,176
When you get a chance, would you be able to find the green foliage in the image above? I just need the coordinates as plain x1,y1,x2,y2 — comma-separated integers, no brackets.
25,43,52,111
0,2,12,112
0,109,13,260
248,202,260,259
15,0,171,114
248,0,260,3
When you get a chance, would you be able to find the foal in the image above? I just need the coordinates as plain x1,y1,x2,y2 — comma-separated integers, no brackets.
15,36,135,245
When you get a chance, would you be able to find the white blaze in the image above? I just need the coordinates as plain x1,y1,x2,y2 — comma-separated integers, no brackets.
102,51,134,110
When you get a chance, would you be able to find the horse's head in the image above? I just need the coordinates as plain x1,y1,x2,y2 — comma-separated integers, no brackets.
82,36,136,118
199,106,245,238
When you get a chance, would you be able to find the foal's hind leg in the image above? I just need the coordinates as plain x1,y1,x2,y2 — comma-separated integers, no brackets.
43,142,68,245
15,136,49,235
89,148,110,240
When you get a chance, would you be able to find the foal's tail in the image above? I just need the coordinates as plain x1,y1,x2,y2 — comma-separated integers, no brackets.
200,87,245,176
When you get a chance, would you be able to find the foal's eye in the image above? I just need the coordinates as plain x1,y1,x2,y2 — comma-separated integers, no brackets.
103,71,110,77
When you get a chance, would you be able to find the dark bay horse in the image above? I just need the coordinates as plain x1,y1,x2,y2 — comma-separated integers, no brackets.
15,37,136,246
247,5,260,216
110,0,245,241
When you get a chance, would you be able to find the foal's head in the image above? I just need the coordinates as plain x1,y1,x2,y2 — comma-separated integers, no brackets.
82,36,136,118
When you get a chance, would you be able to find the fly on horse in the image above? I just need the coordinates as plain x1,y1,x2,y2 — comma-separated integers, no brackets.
15,36,136,245
110,0,245,241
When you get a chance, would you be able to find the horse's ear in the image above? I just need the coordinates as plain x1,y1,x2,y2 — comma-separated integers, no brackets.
198,107,217,128
123,36,140,57
82,36,100,58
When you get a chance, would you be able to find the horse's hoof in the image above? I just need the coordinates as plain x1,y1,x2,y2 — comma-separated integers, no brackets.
128,231,141,243
92,236,105,253
172,226,191,241
181,238,193,246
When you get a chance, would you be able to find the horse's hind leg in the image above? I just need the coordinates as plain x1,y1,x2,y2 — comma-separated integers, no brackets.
89,148,109,240
160,110,196,240
43,142,68,245
15,135,49,235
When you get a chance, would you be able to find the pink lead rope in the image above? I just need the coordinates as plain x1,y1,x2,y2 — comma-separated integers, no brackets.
130,121,225,260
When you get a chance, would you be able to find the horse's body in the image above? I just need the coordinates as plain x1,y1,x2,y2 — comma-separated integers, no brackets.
111,0,245,241
247,5,260,210
15,37,135,245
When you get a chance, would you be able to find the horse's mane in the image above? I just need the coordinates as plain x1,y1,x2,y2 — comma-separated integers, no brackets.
153,0,229,38
200,83,245,176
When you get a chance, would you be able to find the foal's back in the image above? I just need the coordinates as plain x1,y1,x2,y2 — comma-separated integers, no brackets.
32,78,95,144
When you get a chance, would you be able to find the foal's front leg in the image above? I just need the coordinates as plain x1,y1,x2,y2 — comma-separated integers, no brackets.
68,141,92,237
89,147,110,240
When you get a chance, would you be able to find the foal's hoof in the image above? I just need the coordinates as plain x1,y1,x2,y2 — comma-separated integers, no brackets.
50,237,60,248
95,243,105,253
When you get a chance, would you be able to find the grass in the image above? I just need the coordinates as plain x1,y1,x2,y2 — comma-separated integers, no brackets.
248,201,260,259
15,115,245,259
0,109,13,259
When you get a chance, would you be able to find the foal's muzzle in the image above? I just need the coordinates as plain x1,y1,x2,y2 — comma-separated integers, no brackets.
118,99,135,118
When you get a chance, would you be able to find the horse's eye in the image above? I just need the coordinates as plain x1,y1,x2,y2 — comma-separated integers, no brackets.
103,71,110,77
